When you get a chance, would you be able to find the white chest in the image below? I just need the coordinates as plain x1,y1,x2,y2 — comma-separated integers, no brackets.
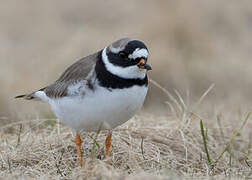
48,85,148,132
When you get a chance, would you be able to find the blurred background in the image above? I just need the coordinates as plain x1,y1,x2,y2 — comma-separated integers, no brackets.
1,0,252,123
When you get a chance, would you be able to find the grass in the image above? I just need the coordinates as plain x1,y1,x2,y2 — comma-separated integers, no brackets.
1,81,252,179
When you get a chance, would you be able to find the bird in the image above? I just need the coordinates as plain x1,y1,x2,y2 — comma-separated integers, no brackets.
15,38,151,166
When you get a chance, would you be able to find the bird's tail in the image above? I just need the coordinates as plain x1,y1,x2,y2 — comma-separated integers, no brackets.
15,88,45,101
15,92,38,100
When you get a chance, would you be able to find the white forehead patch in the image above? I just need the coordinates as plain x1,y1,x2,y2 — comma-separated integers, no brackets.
128,48,148,60
102,47,147,79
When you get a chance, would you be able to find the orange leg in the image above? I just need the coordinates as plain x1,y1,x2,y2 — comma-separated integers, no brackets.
75,134,83,166
105,132,112,165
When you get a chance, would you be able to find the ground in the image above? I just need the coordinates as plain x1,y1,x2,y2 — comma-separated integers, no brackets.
1,84,252,179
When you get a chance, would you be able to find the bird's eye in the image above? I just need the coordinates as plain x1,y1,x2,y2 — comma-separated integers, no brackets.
119,52,127,59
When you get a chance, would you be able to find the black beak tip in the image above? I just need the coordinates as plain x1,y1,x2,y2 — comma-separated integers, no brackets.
144,64,152,71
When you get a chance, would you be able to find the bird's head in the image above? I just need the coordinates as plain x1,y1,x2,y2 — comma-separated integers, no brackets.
102,38,151,79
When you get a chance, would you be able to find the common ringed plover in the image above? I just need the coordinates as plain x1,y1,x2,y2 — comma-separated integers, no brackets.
15,38,151,166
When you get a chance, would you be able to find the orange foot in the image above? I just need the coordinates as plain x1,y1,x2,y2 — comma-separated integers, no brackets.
105,132,112,165
75,134,83,166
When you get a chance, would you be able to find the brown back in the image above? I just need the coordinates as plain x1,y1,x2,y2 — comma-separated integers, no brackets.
44,51,100,98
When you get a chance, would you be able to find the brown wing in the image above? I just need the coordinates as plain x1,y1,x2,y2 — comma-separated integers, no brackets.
43,51,100,98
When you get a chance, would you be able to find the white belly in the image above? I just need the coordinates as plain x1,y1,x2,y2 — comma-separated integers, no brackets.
47,85,148,133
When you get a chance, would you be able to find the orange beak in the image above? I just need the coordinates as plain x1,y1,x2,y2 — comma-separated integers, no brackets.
137,59,152,70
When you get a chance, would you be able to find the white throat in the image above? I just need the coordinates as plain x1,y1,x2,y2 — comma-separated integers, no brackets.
102,47,147,79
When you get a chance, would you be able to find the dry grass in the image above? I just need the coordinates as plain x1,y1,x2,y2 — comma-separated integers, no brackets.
1,83,252,179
